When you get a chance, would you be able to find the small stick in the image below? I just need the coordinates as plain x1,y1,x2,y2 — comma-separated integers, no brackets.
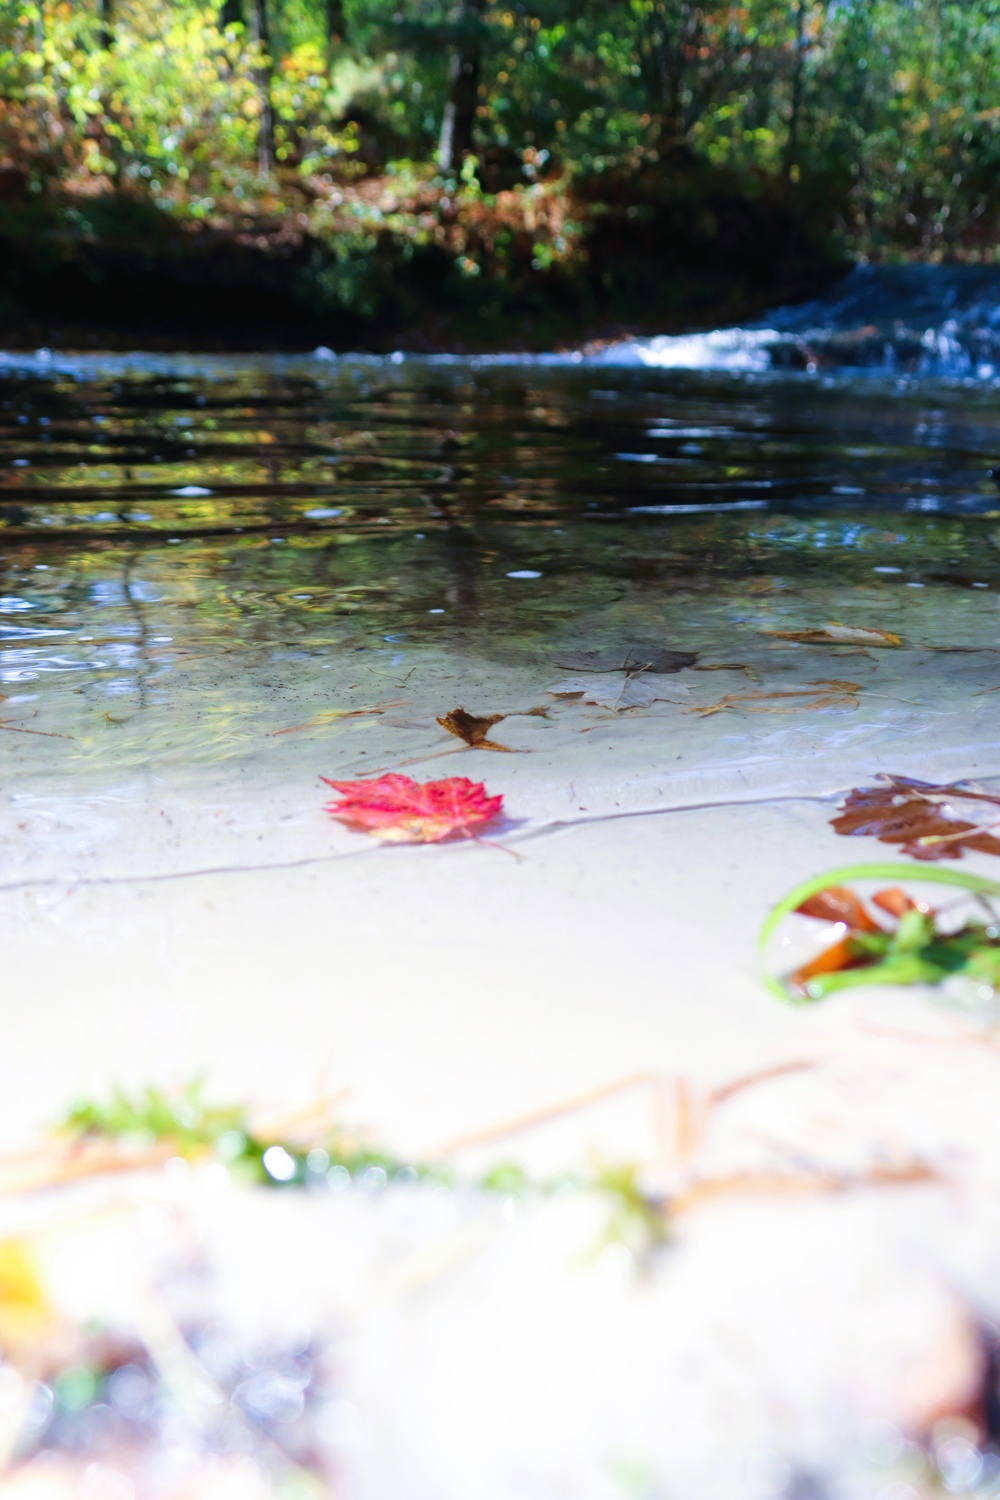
710,1059,816,1107
346,745,468,777
0,722,73,739
673,1078,702,1166
669,1160,938,1215
270,701,402,736
437,1072,657,1156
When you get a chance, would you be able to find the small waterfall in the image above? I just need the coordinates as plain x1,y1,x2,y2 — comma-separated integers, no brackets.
589,265,1000,376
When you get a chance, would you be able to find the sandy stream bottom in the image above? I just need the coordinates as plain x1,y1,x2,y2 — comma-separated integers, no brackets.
2,581,1000,1499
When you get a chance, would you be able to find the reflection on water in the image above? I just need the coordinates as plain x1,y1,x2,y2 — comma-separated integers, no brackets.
2,360,1000,782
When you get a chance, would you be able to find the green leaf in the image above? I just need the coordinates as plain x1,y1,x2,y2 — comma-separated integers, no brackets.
759,862,1000,1003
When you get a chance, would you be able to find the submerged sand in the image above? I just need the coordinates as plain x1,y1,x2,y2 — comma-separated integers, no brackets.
4,575,1000,1144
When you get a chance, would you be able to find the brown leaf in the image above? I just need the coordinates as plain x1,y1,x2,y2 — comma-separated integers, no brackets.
436,707,514,751
831,773,1000,861
789,935,870,993
687,679,860,718
548,673,689,711
796,887,883,932
554,642,698,674
760,622,901,647
871,887,930,918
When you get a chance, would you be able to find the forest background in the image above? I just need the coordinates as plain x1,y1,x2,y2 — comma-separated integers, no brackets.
1,0,999,349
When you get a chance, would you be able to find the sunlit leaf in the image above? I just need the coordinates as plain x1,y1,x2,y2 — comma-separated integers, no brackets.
322,772,504,843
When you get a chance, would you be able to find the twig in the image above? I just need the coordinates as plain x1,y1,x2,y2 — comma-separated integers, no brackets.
669,1160,938,1215
0,722,73,739
437,1072,658,1156
710,1059,816,1107
270,700,402,736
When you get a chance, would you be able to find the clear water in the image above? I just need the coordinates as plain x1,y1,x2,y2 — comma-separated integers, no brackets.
4,271,1000,878
3,355,1000,681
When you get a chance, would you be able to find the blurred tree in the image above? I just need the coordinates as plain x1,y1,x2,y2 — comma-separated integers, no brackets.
250,0,274,172
97,0,115,50
1,0,999,289
438,0,485,170
325,0,346,53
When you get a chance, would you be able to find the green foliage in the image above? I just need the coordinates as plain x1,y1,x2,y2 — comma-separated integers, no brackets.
592,1162,670,1254
59,1083,670,1251
63,1080,246,1150
1,0,999,344
59,1080,439,1188
761,864,1000,1003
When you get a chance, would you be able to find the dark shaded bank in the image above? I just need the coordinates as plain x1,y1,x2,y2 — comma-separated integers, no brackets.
0,165,847,352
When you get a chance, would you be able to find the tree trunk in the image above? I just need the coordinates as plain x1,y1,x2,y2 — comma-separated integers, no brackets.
785,0,807,180
437,0,484,173
97,0,114,50
325,0,346,57
220,0,245,27
250,0,274,175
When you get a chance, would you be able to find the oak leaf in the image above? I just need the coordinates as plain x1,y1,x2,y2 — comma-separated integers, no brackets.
760,622,901,647
322,772,503,844
831,774,1000,860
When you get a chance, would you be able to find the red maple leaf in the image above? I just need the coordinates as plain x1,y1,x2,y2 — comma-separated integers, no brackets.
321,772,504,844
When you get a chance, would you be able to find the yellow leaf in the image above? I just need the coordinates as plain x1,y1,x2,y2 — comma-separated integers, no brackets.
760,621,901,647
0,1240,51,1340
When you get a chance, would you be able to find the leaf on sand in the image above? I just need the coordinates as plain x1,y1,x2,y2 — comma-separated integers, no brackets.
436,705,550,750
759,862,1000,1003
795,886,883,932
437,707,513,751
553,642,698,674
547,674,691,711
687,679,859,717
322,772,503,844
831,773,1000,860
760,622,901,647
780,877,1000,1001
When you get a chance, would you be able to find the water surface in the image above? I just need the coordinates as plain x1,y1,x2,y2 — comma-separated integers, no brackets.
4,271,1000,879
